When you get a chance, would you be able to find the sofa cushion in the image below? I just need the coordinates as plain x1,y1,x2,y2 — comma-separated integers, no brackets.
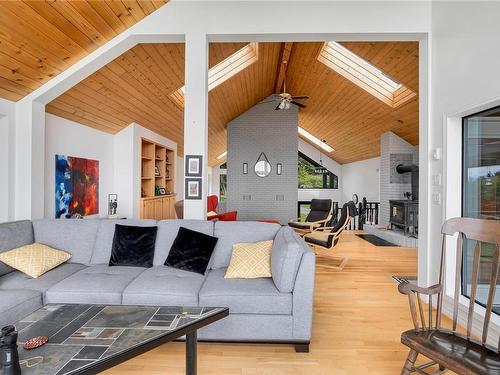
0,220,34,276
199,268,292,315
272,226,307,293
0,290,42,327
33,219,99,265
154,220,214,266
211,222,281,269
45,265,145,305
109,224,157,268
0,263,86,294
123,266,206,306
165,227,218,275
91,220,157,265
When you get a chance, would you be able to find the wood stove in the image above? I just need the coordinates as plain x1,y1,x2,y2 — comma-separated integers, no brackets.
389,200,418,237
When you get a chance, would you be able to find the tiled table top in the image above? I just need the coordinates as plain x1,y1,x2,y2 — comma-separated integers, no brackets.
16,304,226,375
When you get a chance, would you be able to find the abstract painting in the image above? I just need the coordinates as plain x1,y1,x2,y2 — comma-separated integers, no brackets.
55,155,99,218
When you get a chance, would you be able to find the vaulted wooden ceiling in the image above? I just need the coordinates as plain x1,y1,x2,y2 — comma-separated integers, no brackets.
0,0,167,101
288,41,419,164
0,16,418,166
45,41,417,165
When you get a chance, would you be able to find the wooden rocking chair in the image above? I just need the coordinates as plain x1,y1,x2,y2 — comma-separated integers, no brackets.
398,217,500,375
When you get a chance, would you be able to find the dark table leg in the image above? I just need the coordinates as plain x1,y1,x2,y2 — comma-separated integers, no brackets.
186,330,197,375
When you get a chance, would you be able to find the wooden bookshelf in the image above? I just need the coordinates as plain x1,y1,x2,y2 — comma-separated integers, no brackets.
140,138,176,219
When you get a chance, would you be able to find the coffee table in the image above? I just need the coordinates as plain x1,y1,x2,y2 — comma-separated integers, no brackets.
14,304,228,375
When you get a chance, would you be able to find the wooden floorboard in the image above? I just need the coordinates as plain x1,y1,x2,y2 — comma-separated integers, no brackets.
103,231,450,374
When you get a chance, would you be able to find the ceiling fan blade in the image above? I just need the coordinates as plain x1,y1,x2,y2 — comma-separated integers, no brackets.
275,103,282,110
291,96,309,100
291,100,306,108
260,100,276,104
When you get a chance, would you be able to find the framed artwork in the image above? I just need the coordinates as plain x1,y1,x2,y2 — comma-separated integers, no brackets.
55,155,99,218
185,178,202,200
185,155,202,177
154,166,161,177
158,187,167,195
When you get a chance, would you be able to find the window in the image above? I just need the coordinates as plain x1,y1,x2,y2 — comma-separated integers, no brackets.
298,151,338,189
298,127,334,152
462,106,500,315
170,43,259,107
317,41,415,108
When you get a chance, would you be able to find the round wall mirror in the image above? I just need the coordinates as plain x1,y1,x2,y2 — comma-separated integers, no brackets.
254,160,272,177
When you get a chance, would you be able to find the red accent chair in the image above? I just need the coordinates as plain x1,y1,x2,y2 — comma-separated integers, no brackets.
206,195,237,221
218,211,238,221
207,195,219,213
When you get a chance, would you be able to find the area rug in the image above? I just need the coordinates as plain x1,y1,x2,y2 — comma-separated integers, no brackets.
356,234,397,247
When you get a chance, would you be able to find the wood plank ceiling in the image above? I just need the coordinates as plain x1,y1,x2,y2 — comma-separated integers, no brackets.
0,0,167,101
287,41,419,164
46,42,281,162
2,27,417,165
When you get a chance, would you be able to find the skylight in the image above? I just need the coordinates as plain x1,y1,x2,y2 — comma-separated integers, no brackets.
298,127,335,153
317,41,415,108
170,43,259,107
216,151,227,160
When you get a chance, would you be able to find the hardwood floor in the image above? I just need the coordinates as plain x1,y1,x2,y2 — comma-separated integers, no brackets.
104,231,444,375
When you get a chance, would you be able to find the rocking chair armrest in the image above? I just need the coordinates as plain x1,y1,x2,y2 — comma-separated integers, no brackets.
398,282,442,296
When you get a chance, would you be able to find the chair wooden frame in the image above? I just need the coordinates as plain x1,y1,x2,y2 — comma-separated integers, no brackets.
303,212,351,271
289,214,332,236
398,217,500,375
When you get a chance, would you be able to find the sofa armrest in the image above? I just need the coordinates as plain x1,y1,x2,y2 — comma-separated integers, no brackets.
292,248,316,341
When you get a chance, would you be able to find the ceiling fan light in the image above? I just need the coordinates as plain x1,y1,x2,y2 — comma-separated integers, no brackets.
285,101,291,110
279,100,286,110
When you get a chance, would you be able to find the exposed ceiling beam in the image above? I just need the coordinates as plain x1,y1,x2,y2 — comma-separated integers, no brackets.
274,42,293,94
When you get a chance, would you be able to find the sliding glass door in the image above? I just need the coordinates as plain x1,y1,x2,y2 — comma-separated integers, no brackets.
462,106,500,314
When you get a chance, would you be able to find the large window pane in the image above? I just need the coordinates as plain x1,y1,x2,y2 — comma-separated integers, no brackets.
462,106,500,315
298,151,338,189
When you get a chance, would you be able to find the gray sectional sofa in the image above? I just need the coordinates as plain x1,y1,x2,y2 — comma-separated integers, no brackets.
0,219,315,351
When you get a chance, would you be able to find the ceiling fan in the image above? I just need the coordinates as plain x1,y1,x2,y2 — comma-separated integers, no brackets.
264,60,309,110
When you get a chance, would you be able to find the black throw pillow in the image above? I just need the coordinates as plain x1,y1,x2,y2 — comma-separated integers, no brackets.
165,227,218,275
109,224,158,267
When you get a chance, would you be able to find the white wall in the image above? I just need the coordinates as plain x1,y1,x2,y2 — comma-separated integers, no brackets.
44,116,178,220
432,2,500,336
341,157,380,205
176,156,184,201
0,98,15,222
45,113,114,218
0,115,8,223
298,138,342,205
113,125,135,219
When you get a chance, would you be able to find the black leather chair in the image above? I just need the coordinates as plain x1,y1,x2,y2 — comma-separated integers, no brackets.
303,201,357,270
288,199,332,236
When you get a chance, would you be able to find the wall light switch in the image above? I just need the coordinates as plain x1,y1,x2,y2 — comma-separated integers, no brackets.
432,148,442,160
432,174,442,186
432,193,441,205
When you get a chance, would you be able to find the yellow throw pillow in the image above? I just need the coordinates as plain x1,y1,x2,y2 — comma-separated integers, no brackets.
0,243,71,278
225,240,273,279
